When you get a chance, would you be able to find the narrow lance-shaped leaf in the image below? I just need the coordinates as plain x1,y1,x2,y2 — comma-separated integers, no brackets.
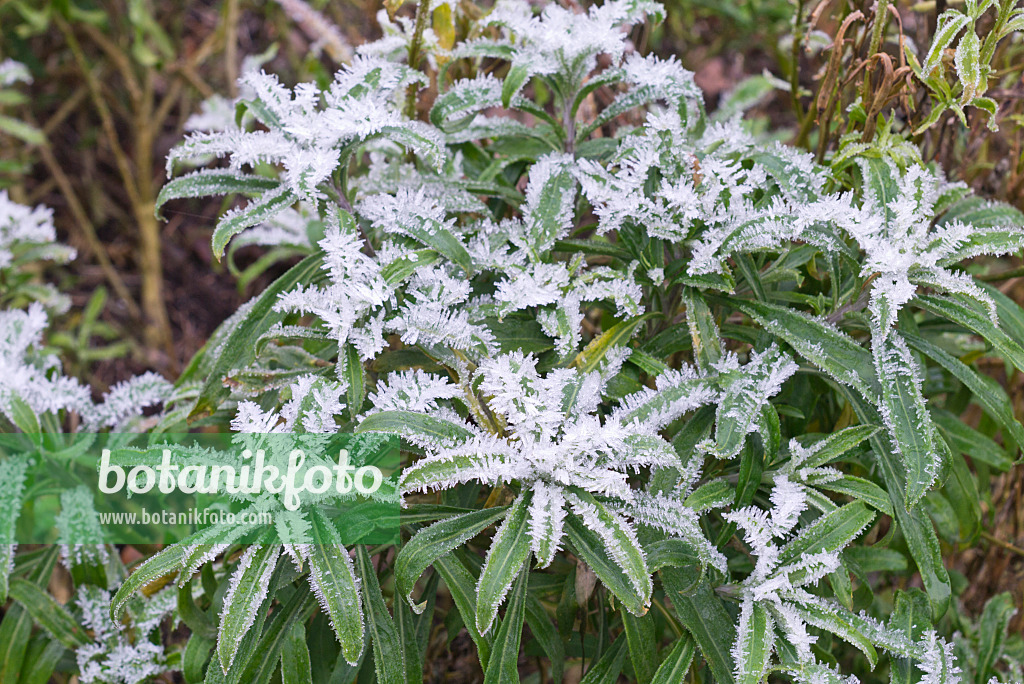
733,599,775,684
565,490,651,617
218,542,281,673
7,579,89,648
976,593,1017,682
306,512,364,665
354,546,405,684
476,490,534,636
482,561,529,684
212,185,298,260
155,171,280,219
0,456,29,603
872,333,939,508
651,633,696,684
395,507,508,612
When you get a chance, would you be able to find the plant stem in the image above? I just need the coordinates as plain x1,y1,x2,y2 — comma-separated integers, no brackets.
790,0,807,125
405,0,433,119
981,530,1024,557
863,0,891,100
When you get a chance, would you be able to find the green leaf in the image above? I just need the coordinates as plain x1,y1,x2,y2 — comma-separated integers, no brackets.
19,635,66,684
502,63,532,108
727,298,880,400
281,623,313,684
792,425,879,468
976,592,1016,683
842,389,951,619
7,578,88,648
904,331,1024,450
645,539,700,572
923,11,971,74
183,633,216,683
212,185,298,260
218,543,281,673
931,408,1011,471
651,634,695,684
814,476,893,516
565,491,651,616
0,456,29,603
873,333,938,507
915,294,1024,373
189,253,326,421
156,171,279,219
941,452,981,543
779,502,876,568
0,547,57,683
111,544,183,621
396,507,508,612
231,584,315,684
735,600,774,684
524,590,564,684
954,28,982,103
476,491,534,636
434,553,493,668
357,410,475,444
380,249,439,286
482,561,529,684
714,345,794,459
523,159,576,255
354,546,405,684
661,567,736,684
344,344,365,422
395,586,425,684
579,637,628,684
683,288,722,369
0,115,44,145
179,580,217,640
307,512,364,665
887,588,932,683
791,599,879,668
572,313,659,373
622,610,658,683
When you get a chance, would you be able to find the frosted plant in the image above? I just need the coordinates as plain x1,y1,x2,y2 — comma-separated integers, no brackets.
477,0,663,101
231,374,347,433
725,474,962,683
160,56,444,259
366,349,730,632
272,210,393,369
840,162,1023,336
0,303,91,423
0,190,76,309
139,0,1024,679
75,585,176,684
364,369,462,416
701,345,798,459
56,486,111,585
0,190,74,271
85,372,172,432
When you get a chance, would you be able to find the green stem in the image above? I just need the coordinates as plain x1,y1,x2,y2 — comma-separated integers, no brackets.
789,0,807,124
863,0,891,100
404,0,433,119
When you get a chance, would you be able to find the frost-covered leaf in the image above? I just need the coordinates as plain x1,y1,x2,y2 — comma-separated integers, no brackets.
0,455,28,603
872,332,939,507
395,507,508,612
304,512,364,665
475,491,534,636
217,542,281,673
